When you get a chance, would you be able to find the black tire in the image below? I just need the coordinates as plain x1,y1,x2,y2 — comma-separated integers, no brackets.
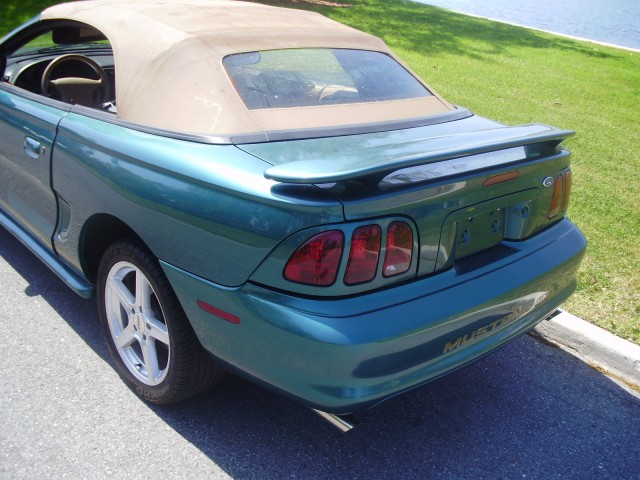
97,238,223,404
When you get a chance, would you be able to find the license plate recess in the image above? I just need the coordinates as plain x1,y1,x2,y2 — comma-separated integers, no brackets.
454,208,505,259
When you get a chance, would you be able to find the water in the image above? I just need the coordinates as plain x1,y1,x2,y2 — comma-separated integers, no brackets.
413,0,640,50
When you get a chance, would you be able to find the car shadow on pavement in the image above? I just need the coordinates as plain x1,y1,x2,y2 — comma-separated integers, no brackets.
2,226,639,479
0,227,109,361
155,338,640,479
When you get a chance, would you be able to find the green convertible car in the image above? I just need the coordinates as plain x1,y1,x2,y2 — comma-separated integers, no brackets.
0,0,585,429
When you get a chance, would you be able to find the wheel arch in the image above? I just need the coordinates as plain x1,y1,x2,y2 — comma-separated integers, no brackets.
80,213,142,283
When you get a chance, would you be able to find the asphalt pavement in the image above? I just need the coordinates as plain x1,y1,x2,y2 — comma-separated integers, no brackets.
534,310,640,395
1,226,639,479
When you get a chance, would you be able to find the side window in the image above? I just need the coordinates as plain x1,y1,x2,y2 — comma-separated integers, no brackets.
6,31,57,91
14,31,57,53
3,22,115,111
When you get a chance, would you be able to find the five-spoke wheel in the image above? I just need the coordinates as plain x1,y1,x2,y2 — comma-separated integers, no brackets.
103,260,171,386
97,239,222,404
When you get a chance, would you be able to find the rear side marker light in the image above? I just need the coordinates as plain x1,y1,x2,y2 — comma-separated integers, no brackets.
197,300,241,324
344,225,381,285
284,230,344,286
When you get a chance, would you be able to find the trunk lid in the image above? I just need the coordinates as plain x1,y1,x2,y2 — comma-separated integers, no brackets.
238,114,574,275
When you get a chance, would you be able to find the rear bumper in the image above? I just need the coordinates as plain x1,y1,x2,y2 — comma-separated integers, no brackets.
162,219,586,413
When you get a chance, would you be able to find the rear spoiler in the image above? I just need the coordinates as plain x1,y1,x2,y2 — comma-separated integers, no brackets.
263,124,574,184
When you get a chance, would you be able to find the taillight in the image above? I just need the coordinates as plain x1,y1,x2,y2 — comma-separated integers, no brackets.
548,171,572,219
383,221,413,277
284,230,344,286
285,221,415,288
344,225,381,285
548,175,563,218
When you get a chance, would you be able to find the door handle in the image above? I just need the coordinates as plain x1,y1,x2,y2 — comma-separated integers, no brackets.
24,136,45,158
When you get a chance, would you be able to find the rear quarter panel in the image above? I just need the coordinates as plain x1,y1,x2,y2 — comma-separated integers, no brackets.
51,112,344,286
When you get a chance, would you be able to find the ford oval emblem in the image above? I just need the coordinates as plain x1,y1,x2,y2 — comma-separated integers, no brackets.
542,176,554,188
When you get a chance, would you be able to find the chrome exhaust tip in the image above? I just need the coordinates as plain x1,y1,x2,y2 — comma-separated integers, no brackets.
312,409,360,433
544,309,562,321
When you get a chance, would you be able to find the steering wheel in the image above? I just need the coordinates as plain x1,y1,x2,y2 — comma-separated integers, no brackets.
41,54,110,107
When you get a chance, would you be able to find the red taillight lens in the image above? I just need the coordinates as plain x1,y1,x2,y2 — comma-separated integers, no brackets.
548,174,564,219
344,225,381,285
284,230,344,286
561,170,572,212
383,221,413,277
285,222,415,287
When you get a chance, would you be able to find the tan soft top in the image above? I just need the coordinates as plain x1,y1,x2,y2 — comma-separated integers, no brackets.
42,0,453,138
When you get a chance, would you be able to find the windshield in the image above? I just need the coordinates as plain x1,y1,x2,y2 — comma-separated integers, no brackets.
223,49,432,110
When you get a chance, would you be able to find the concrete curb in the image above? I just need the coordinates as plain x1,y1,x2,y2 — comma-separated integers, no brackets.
532,310,640,393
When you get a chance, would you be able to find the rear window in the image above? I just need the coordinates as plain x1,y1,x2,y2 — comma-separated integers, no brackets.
223,49,432,110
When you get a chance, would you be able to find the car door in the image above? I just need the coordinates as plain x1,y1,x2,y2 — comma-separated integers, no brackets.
0,86,69,247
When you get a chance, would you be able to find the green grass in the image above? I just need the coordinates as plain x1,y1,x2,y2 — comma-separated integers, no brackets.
2,0,639,343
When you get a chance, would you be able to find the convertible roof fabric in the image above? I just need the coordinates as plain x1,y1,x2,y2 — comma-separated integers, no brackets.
42,0,453,138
